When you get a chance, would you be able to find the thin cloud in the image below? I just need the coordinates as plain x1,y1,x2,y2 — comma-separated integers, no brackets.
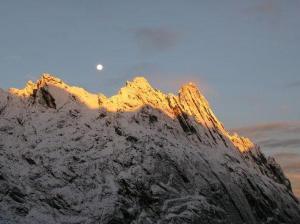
286,80,300,89
147,73,217,98
257,139,300,148
245,1,275,14
134,27,181,53
273,153,300,171
274,153,300,198
286,172,300,199
231,122,300,198
231,122,300,136
242,0,282,27
127,62,160,75
230,121,300,153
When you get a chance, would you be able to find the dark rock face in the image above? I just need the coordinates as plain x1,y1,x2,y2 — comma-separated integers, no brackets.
0,75,299,224
37,87,57,109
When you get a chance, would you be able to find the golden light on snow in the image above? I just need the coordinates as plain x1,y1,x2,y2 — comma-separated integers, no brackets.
96,64,104,71
9,74,254,153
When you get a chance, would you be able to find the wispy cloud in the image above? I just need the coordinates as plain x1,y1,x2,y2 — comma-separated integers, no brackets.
134,27,181,54
232,122,300,198
242,0,282,27
273,153,300,171
286,172,300,198
273,153,300,198
145,72,217,98
231,121,300,138
258,139,300,148
245,0,276,14
231,122,300,152
285,80,300,89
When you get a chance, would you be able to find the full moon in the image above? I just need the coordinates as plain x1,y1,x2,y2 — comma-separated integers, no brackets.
96,64,103,71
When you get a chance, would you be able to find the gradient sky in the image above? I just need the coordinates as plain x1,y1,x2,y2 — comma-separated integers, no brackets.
1,0,300,197
0,0,299,128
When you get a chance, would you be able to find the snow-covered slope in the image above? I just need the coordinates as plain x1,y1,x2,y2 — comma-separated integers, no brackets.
0,74,299,224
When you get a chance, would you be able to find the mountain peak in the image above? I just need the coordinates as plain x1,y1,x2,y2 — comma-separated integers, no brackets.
1,74,299,223
36,73,65,88
39,73,62,82
125,76,153,90
178,81,210,111
6,74,255,152
8,73,66,97
180,82,198,90
179,82,204,98
132,76,151,85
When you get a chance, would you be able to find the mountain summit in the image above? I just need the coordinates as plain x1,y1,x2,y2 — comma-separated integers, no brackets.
7,74,252,152
0,74,299,224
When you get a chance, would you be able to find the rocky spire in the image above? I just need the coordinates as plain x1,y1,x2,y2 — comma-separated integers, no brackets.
8,74,65,97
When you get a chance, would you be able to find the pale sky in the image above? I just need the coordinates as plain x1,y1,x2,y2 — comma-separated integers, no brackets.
0,0,299,128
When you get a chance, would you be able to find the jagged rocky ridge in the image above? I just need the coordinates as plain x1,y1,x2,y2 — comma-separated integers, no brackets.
0,74,299,224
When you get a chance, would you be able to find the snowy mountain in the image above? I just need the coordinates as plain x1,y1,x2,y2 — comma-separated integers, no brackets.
0,74,299,224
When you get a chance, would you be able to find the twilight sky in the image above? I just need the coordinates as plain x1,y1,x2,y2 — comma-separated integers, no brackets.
0,0,299,128
0,0,300,196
